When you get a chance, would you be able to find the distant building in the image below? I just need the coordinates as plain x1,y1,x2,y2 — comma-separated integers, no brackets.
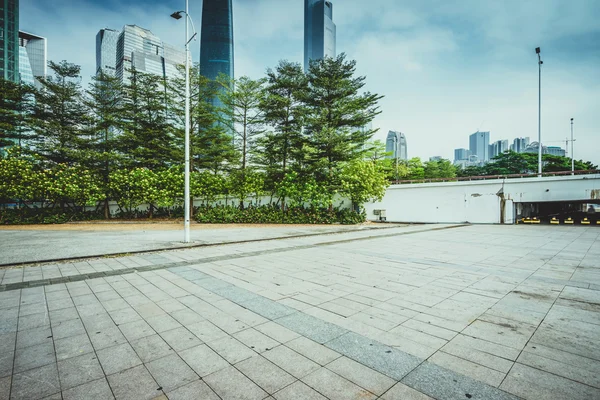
386,131,407,161
454,148,470,162
429,156,442,162
1,0,19,82
18,31,46,89
489,139,509,159
98,25,186,85
510,137,530,153
96,28,120,76
469,131,490,163
523,141,547,155
304,0,336,72
547,146,566,157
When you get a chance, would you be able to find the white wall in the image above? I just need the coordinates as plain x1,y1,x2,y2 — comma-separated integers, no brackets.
365,174,600,224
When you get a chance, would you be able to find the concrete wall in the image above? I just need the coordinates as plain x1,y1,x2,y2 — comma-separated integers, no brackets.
365,174,600,224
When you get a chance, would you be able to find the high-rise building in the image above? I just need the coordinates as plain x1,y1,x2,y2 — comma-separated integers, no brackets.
304,0,336,72
385,131,407,161
18,31,46,89
1,0,19,82
489,139,509,159
96,28,120,76
510,137,530,153
469,131,490,163
454,148,470,162
429,156,442,162
110,25,186,85
200,0,234,108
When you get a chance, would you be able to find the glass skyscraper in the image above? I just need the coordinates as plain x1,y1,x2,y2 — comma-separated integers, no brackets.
1,0,19,82
18,31,46,89
304,0,336,72
96,25,186,84
200,0,234,108
96,28,120,76
386,131,408,161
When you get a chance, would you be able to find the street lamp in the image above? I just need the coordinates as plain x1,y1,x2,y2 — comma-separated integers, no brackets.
171,1,197,243
535,47,543,176
570,118,575,174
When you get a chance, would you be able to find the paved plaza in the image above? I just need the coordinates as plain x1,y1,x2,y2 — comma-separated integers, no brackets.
0,224,599,399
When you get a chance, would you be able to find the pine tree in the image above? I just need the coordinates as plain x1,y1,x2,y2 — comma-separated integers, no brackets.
118,69,175,169
168,65,236,174
30,61,91,166
218,75,266,171
85,71,125,217
303,54,383,200
0,78,34,155
258,61,307,205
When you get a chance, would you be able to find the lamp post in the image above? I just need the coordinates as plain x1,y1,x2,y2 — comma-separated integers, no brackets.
570,118,574,174
171,1,197,243
535,47,543,176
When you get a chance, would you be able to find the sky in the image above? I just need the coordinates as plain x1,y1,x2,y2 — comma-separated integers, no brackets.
21,0,600,165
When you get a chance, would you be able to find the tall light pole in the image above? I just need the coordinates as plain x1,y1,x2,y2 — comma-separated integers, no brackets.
535,47,543,176
171,2,197,243
570,118,574,174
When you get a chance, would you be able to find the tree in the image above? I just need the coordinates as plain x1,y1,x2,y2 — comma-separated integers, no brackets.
168,65,236,174
30,61,91,167
302,54,383,202
118,69,175,169
85,71,124,217
218,75,266,171
406,158,425,180
258,61,307,205
340,160,389,209
0,78,34,155
423,159,457,179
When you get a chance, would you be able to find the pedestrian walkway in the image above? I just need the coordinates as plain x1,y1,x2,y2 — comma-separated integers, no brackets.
0,224,599,399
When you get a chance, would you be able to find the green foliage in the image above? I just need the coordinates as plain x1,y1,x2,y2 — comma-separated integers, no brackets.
118,69,175,169
108,168,161,215
218,75,266,170
42,164,103,208
0,156,39,201
302,54,383,197
195,204,364,225
0,78,34,153
30,61,91,166
340,160,389,207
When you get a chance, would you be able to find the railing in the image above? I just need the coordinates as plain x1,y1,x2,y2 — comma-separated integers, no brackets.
392,169,600,185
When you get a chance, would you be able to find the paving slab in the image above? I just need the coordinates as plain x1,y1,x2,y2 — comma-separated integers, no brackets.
1,225,600,399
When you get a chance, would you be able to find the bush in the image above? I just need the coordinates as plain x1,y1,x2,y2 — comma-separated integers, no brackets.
0,208,104,225
194,204,365,225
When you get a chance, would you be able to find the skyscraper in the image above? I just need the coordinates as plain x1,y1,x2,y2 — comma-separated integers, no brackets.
200,0,234,107
385,131,408,161
489,139,508,159
510,137,530,153
18,31,46,89
1,0,19,82
96,28,120,76
469,131,490,163
304,0,336,72
454,148,470,162
107,25,186,85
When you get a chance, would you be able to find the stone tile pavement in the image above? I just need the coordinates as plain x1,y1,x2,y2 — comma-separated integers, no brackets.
0,224,599,399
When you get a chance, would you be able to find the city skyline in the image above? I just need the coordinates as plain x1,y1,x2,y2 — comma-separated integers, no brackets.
15,0,600,165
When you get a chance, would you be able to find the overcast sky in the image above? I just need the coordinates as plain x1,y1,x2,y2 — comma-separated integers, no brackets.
21,0,600,165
